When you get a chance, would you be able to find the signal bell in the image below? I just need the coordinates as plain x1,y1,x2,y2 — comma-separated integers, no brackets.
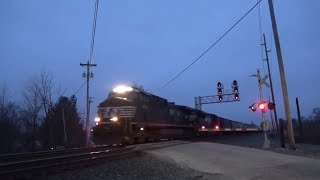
249,104,256,112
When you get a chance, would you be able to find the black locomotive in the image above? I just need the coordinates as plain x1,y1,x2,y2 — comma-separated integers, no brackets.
91,87,253,145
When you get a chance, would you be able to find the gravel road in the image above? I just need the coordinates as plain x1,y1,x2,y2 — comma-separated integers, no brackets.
200,132,320,159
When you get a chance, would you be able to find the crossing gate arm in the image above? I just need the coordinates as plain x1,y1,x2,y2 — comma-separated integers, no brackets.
199,128,261,132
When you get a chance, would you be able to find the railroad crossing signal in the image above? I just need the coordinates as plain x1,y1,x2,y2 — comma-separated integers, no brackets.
259,75,270,88
249,101,276,112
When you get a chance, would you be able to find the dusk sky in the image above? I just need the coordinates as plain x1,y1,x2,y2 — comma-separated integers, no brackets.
1,0,319,125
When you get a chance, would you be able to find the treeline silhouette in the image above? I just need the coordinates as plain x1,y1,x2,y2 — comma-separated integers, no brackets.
279,107,320,144
0,70,85,154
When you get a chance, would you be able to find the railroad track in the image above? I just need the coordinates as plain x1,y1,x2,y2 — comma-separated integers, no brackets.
0,144,134,179
0,144,124,163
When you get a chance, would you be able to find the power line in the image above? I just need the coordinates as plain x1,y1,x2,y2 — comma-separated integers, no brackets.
257,0,265,99
161,0,263,89
81,0,100,147
257,0,266,76
89,0,100,64
72,80,87,96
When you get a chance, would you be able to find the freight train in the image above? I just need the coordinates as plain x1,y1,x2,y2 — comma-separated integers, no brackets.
91,86,254,145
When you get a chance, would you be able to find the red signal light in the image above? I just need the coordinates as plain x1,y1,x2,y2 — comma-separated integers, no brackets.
201,125,205,129
258,102,266,110
215,125,219,129
268,102,275,110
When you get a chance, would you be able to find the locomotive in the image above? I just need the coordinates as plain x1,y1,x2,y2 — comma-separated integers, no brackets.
91,86,253,145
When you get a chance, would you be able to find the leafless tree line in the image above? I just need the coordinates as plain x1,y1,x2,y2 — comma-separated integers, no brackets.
278,107,320,144
0,69,85,153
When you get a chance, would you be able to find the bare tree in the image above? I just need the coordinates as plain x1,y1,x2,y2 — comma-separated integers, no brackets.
311,107,320,121
22,76,42,150
0,83,8,115
22,69,56,150
0,83,22,153
38,69,55,117
131,82,154,93
132,81,145,91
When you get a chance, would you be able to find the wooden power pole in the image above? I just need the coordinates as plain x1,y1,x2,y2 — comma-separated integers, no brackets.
80,61,97,146
268,0,295,149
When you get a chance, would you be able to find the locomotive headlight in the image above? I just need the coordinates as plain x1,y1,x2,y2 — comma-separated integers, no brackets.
110,117,118,121
113,86,133,93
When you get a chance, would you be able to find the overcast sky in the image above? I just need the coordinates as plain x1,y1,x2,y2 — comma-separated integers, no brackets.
1,0,319,125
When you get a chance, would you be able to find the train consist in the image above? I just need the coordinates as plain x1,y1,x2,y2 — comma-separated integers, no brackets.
91,86,255,144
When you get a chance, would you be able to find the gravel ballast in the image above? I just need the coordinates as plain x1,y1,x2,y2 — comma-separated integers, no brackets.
43,151,220,180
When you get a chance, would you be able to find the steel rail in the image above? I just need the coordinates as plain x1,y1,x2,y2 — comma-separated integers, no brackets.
0,147,134,178
0,144,124,163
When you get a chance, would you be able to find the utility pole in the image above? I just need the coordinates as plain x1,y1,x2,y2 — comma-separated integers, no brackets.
62,106,67,147
262,34,279,132
268,97,275,131
279,118,285,148
268,0,295,149
263,33,285,148
296,97,304,142
80,61,97,146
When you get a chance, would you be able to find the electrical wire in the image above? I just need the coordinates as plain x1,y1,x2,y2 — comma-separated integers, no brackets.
89,0,100,64
72,80,87,96
161,0,263,89
269,32,274,84
257,0,266,76
257,0,265,99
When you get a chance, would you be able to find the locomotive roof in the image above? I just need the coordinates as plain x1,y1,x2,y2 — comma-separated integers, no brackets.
98,97,134,107
138,90,168,102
